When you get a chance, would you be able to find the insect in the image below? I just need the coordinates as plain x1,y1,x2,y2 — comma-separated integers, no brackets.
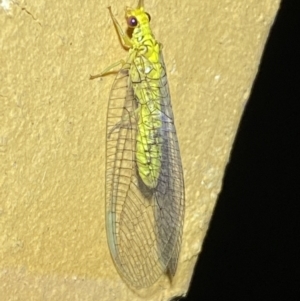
90,0,185,288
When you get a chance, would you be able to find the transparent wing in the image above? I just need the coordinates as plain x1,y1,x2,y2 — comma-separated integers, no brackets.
153,52,184,278
105,53,184,288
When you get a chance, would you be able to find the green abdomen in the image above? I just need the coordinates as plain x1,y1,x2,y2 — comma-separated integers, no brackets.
130,46,164,189
135,100,162,188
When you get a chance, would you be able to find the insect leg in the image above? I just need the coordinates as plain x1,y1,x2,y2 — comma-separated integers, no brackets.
107,6,133,49
89,60,129,80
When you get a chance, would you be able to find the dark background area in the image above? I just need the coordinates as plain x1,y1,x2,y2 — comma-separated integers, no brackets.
185,0,299,300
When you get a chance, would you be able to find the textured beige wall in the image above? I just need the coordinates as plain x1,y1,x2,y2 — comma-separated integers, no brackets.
0,0,280,300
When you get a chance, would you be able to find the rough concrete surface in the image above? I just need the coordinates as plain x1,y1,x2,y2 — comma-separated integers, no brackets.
0,0,280,300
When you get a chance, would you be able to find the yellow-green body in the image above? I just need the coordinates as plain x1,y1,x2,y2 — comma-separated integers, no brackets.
126,6,164,188
91,0,185,289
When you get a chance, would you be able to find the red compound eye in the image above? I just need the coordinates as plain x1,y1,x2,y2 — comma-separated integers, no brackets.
127,16,138,27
